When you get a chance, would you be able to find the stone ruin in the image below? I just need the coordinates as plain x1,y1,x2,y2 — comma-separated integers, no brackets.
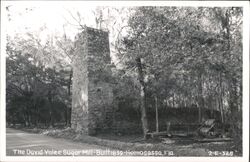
70,27,224,136
71,27,113,135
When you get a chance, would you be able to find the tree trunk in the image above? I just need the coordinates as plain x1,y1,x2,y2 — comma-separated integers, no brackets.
66,69,73,127
155,95,159,133
219,72,224,123
136,57,149,139
197,72,204,123
48,90,54,128
34,104,38,127
172,93,175,108
229,78,238,114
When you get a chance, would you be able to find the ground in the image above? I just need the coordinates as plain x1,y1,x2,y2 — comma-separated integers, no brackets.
6,128,241,156
6,128,112,156
96,133,241,156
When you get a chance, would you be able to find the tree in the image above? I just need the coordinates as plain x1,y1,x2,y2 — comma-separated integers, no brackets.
116,6,242,140
6,29,72,127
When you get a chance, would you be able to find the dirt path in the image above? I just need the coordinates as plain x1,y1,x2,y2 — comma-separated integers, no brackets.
6,128,111,156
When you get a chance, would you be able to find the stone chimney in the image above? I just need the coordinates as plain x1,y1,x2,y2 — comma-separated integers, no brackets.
71,26,113,135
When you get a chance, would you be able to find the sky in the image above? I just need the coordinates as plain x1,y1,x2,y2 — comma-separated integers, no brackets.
4,1,132,40
5,2,99,40
2,1,245,66
3,1,132,65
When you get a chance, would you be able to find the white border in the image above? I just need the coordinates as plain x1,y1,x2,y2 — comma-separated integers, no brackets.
0,1,249,162
0,0,7,161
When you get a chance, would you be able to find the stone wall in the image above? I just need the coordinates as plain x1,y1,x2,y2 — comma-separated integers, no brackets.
71,27,113,135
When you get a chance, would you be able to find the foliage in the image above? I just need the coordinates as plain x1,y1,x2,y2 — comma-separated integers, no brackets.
116,6,242,146
5,6,243,151
6,31,73,127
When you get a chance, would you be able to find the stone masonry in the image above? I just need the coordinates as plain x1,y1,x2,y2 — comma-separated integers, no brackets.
71,26,113,135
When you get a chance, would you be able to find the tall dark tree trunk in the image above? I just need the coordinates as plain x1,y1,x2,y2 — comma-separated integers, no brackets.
155,95,159,133
136,57,149,139
66,69,72,127
229,78,238,114
221,9,239,120
218,72,224,123
48,90,54,128
172,93,175,108
197,72,204,123
34,104,39,127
